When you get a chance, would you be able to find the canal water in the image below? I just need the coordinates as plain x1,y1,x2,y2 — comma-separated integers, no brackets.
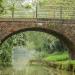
0,46,75,75
0,64,75,75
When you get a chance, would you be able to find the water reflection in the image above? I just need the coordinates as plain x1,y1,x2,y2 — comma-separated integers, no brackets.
0,46,75,75
0,65,75,75
12,46,36,70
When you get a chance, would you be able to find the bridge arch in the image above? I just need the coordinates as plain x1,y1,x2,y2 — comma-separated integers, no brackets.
0,27,74,59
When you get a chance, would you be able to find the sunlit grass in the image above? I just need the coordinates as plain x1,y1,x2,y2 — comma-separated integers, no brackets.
44,51,69,61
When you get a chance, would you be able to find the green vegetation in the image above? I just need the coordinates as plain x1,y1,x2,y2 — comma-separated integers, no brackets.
45,52,69,61
24,3,32,9
0,31,67,67
0,31,74,72
0,0,75,18
0,0,75,73
0,0,4,14
44,51,75,71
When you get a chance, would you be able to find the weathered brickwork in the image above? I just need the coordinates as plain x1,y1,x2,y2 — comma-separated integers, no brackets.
0,18,75,59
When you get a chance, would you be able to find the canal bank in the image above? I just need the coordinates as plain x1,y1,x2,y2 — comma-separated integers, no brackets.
46,61,75,72
29,59,75,72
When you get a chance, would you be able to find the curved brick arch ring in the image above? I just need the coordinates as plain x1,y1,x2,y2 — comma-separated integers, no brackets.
0,19,75,59
0,27,75,60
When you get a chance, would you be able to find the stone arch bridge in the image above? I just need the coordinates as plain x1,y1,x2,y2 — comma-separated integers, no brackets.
0,18,75,59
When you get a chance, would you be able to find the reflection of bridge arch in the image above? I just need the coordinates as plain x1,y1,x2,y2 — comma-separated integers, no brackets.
0,19,75,59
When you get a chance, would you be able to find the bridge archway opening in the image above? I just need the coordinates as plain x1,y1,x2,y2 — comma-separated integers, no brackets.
1,27,75,73
0,27,73,59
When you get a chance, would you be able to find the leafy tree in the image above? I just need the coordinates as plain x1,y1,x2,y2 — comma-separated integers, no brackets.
0,0,4,14
22,3,32,9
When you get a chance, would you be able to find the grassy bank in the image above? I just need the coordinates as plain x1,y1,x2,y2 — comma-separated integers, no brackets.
44,52,75,72
44,52,69,61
